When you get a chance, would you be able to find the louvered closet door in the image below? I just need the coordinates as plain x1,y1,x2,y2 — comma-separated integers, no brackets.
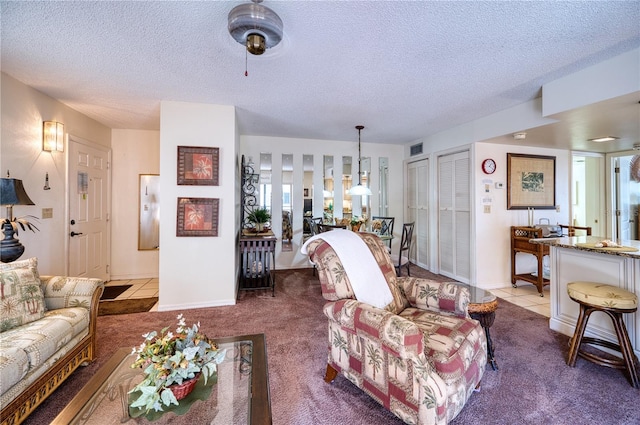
407,159,429,269
438,151,470,282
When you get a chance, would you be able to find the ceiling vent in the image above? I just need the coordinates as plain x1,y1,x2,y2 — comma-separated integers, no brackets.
410,143,423,156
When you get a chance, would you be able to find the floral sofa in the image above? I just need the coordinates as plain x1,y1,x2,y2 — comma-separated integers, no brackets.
0,258,104,425
303,232,487,425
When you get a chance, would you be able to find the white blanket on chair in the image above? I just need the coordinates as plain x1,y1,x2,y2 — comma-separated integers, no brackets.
301,229,393,308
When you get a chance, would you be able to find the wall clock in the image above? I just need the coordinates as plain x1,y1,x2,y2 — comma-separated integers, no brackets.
482,158,496,174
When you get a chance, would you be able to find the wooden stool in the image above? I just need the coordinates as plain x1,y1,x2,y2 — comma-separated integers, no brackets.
566,281,639,388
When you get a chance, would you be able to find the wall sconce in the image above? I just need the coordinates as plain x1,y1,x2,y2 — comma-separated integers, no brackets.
43,121,65,152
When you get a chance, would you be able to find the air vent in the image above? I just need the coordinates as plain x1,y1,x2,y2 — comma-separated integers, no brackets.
410,143,423,156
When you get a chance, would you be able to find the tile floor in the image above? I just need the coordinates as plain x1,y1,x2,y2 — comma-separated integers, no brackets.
104,278,159,311
105,277,550,317
491,283,551,317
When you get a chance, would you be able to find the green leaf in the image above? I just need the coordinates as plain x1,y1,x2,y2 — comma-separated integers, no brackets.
160,388,178,407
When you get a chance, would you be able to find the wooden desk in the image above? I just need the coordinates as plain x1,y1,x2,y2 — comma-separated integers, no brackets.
240,230,277,296
510,226,550,296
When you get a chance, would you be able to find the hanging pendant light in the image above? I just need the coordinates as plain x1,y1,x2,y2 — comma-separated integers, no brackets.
228,0,283,56
348,125,372,196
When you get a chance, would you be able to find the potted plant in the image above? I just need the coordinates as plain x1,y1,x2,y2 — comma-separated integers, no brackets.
247,207,271,231
128,314,226,413
350,215,366,231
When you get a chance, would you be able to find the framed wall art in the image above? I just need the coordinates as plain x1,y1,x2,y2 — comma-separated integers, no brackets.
177,146,219,185
507,153,556,210
176,197,219,237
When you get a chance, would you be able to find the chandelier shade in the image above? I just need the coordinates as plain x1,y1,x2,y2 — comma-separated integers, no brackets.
348,125,372,196
228,0,283,56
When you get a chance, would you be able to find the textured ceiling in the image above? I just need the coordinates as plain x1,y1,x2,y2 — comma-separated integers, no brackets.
1,1,639,147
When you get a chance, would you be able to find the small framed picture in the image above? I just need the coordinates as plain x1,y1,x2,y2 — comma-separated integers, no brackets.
177,146,219,185
176,197,219,237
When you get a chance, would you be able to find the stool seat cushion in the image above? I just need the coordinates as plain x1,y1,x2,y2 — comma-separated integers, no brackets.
567,282,638,310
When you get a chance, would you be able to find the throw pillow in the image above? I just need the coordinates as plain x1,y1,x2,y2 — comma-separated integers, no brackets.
0,257,40,279
0,268,46,332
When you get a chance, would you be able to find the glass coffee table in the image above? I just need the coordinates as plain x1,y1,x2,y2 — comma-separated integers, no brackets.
52,334,271,424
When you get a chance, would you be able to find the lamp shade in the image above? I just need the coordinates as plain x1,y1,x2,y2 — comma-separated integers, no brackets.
348,184,372,196
0,178,35,206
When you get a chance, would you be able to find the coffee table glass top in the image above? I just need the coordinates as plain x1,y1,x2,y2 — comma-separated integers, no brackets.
54,334,270,425
465,285,497,305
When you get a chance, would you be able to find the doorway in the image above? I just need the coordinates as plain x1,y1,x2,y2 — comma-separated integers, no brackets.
608,152,640,241
571,153,605,237
406,158,429,270
438,151,470,283
68,137,111,280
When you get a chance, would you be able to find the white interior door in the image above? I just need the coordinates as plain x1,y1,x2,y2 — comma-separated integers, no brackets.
571,153,605,237
438,151,470,282
68,137,111,280
610,154,639,241
406,159,429,269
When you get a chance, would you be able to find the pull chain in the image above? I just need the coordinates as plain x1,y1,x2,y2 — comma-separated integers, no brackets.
245,48,248,77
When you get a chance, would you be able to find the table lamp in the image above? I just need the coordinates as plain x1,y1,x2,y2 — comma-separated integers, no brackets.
1,177,36,263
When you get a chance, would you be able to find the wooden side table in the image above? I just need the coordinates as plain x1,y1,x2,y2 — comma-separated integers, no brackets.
511,226,550,296
239,230,277,296
466,286,499,370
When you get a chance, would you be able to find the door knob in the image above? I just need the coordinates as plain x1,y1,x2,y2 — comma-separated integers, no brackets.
70,231,83,237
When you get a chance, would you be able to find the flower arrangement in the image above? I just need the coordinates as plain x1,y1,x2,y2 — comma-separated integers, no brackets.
349,215,366,231
350,215,366,226
129,314,225,413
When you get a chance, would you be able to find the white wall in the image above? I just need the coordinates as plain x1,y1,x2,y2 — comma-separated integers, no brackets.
158,101,237,310
0,73,111,275
543,47,640,115
403,116,570,290
474,143,570,289
400,48,640,290
110,129,160,279
241,135,405,269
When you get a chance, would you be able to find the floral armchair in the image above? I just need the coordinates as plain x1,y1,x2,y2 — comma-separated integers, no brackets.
304,232,487,425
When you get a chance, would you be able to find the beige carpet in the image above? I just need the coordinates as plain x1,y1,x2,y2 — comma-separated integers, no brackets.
26,267,639,425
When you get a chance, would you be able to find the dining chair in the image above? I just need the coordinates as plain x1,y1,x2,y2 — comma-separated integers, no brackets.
311,217,323,234
317,223,347,233
372,216,394,250
559,224,592,237
390,222,415,276
312,223,346,275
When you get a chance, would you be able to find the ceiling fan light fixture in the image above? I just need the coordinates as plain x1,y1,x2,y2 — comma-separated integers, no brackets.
246,33,266,55
228,0,283,56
